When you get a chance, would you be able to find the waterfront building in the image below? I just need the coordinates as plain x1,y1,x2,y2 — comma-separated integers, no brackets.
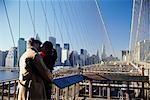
5,47,17,67
49,36,56,48
17,38,26,60
0,51,8,67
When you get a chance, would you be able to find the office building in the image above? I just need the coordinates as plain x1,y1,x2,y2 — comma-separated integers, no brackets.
55,44,62,66
0,51,8,67
18,38,26,60
61,49,68,64
5,47,17,67
122,50,129,61
49,37,56,48
64,43,70,50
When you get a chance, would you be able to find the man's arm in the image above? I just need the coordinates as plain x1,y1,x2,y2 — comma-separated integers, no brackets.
33,54,52,83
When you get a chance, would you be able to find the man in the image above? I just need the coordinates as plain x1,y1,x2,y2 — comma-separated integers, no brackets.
18,38,52,100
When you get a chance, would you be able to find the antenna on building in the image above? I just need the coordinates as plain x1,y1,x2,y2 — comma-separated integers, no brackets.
35,34,40,41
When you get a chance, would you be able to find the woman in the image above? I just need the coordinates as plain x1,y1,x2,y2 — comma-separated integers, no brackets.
40,41,57,99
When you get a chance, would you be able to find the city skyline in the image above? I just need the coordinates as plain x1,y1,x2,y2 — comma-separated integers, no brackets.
0,0,132,58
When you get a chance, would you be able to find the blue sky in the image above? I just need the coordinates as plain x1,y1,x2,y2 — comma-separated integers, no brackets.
0,0,132,58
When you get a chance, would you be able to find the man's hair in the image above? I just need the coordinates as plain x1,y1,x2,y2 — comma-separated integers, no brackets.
28,38,42,46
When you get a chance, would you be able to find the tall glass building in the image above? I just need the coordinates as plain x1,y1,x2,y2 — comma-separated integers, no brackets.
18,38,26,60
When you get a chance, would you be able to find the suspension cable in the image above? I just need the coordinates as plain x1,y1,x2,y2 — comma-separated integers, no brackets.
95,0,116,57
74,3,89,51
40,0,52,37
58,0,74,50
134,0,143,62
53,4,56,37
33,0,36,36
77,2,95,54
50,0,64,44
44,0,47,40
26,0,36,36
64,1,80,50
3,0,15,47
68,1,86,50
129,0,136,61
19,0,20,38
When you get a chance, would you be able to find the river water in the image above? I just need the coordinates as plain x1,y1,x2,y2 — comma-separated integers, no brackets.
0,71,19,81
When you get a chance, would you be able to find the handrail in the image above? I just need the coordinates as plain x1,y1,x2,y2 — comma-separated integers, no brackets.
0,79,18,100
1,76,150,100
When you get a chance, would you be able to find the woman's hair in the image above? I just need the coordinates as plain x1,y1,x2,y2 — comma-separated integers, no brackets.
42,41,53,51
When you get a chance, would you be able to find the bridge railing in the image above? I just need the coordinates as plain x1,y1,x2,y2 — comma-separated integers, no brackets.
0,79,18,100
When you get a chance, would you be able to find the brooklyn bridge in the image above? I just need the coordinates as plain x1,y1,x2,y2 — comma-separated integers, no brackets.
0,0,150,100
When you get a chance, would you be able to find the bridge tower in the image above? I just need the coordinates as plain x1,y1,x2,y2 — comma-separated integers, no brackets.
129,0,150,63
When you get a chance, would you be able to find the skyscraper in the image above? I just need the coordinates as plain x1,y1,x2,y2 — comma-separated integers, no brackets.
18,38,26,60
5,47,17,67
61,49,68,64
49,37,56,48
79,49,87,66
64,43,70,50
35,34,40,41
122,50,129,61
0,51,8,67
101,44,107,61
69,51,79,67
80,49,87,55
55,44,62,66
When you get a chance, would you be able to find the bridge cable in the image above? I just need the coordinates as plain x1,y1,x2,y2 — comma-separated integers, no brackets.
44,0,47,40
74,3,89,52
129,0,136,61
40,0,52,36
75,3,92,53
67,1,86,51
73,2,96,66
95,0,116,57
33,0,36,37
58,0,74,50
53,4,56,37
50,0,64,44
78,2,96,55
18,0,21,38
3,0,15,47
64,1,80,50
26,0,36,36
134,0,143,62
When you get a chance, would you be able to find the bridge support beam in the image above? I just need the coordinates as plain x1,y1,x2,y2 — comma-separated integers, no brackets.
56,86,60,100
125,82,130,100
107,84,111,100
65,87,69,100
89,80,92,98
76,83,79,97
99,87,101,97
72,84,76,100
